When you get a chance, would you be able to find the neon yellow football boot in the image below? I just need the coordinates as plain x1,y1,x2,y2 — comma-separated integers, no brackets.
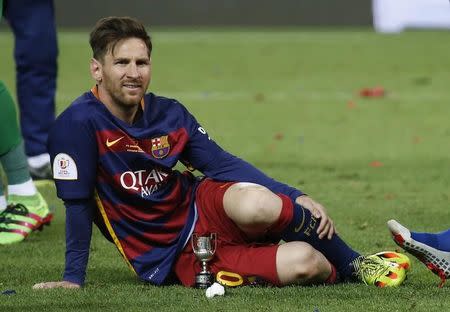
352,253,407,287
0,192,53,244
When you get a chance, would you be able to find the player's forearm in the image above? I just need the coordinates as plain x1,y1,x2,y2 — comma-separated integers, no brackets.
63,257,88,286
63,199,94,286
63,240,90,286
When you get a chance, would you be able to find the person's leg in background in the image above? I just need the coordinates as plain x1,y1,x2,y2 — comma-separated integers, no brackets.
0,81,52,245
388,220,450,287
3,0,58,179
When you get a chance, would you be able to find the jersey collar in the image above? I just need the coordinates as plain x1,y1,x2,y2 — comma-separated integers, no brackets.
90,85,145,111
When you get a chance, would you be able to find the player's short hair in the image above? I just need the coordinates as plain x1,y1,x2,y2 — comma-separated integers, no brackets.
89,16,152,62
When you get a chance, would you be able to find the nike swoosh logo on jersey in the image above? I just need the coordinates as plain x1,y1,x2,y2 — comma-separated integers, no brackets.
106,136,124,147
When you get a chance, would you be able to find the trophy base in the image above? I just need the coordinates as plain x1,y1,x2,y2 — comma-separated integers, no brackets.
195,272,214,289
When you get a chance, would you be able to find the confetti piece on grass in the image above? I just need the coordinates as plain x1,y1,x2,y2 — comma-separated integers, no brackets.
369,161,383,167
274,133,284,140
359,86,385,98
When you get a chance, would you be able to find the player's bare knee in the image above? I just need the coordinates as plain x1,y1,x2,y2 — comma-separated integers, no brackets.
277,242,326,285
243,189,279,224
224,183,281,226
291,244,323,280
282,242,325,282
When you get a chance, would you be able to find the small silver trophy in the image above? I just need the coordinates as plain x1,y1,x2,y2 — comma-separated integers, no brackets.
192,233,217,288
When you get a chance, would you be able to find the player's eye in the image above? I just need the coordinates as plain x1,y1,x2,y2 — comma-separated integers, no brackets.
137,60,150,66
115,59,128,65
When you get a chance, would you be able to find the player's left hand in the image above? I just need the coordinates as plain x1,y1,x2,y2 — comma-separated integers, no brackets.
295,195,336,240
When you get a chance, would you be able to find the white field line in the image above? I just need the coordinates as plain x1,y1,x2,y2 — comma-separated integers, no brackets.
17,31,371,45
57,90,449,104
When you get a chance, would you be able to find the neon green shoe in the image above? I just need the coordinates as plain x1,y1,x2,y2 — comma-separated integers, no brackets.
352,253,407,287
7,192,51,221
0,205,35,244
0,193,53,245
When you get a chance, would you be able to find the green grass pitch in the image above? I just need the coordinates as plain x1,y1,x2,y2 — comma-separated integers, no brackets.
0,28,450,311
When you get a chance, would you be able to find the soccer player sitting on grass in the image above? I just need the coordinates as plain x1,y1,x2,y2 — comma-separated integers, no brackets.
388,220,450,287
34,16,409,290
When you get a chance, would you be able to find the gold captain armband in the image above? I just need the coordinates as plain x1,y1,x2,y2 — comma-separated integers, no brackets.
216,271,244,287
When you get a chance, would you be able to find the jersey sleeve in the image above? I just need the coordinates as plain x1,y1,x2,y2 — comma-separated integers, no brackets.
179,104,304,201
62,199,94,286
48,114,98,200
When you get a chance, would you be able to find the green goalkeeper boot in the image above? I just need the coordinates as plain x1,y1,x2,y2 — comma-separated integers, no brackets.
0,192,53,244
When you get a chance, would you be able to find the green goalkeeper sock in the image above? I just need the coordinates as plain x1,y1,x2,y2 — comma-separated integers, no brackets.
0,81,22,155
0,182,5,200
0,141,31,185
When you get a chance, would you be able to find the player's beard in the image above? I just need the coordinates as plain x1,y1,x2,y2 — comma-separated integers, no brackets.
105,77,148,110
119,82,145,106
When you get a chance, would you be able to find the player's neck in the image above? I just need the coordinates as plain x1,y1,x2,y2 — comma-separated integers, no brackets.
98,89,141,125
107,104,141,125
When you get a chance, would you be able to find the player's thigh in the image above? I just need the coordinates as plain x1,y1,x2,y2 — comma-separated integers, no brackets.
195,179,248,243
276,241,331,285
223,182,282,230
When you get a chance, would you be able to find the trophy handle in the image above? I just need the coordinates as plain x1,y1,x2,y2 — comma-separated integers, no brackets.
191,233,199,251
210,233,217,254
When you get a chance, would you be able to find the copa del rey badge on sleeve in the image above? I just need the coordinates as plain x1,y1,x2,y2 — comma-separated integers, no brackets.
53,153,78,180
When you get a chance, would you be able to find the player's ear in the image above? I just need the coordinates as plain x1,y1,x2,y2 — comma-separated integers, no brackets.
90,58,102,83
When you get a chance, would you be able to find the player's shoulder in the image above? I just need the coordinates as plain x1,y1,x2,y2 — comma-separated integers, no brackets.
49,91,100,145
148,92,184,106
56,91,100,125
146,92,188,114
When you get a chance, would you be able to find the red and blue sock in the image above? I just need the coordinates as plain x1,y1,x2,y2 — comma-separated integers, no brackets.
269,194,360,280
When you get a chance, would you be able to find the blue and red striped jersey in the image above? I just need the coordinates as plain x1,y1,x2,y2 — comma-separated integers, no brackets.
48,87,303,285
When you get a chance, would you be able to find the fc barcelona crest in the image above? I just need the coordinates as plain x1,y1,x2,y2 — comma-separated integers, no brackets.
151,135,170,159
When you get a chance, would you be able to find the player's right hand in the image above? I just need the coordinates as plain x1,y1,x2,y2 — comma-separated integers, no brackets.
295,195,336,240
32,281,80,289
